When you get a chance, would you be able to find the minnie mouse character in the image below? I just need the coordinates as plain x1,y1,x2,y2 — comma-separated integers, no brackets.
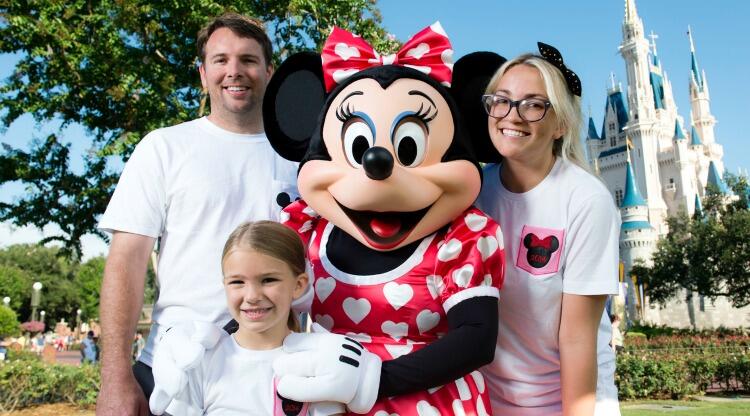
266,23,507,414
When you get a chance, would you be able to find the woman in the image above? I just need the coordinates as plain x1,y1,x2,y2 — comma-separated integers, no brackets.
474,43,621,416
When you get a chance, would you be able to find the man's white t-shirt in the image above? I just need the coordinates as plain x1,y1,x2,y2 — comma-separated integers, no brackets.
476,158,621,416
98,117,298,366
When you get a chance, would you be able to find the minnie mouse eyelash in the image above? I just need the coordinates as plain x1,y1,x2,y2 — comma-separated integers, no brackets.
414,102,438,124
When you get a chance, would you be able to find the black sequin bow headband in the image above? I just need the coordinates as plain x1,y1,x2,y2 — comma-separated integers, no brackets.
537,42,581,97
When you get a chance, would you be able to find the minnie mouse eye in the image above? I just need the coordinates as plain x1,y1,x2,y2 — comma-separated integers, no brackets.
343,119,374,167
392,120,427,167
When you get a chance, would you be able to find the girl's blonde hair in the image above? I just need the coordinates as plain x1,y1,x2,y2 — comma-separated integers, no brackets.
485,53,590,172
222,220,306,332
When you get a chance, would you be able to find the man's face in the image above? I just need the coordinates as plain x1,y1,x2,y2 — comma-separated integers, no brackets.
199,27,272,123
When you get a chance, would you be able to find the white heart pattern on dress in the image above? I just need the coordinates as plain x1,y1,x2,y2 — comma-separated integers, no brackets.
302,205,318,217
314,314,334,331
437,238,462,262
455,377,471,400
315,277,335,303
383,282,414,310
384,343,413,359
416,309,440,334
477,235,499,261
452,264,474,288
345,332,372,344
426,275,445,299
452,399,466,416
496,227,505,249
482,274,493,286
416,401,441,416
381,320,408,341
427,385,443,394
298,220,313,233
477,396,489,416
405,42,430,59
374,411,399,416
470,370,486,394
335,42,360,60
343,297,371,324
279,211,290,223
464,212,487,232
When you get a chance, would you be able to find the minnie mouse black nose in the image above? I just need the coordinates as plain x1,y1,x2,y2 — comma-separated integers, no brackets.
362,146,394,180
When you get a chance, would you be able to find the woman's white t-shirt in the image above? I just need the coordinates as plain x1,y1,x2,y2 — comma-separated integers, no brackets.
476,158,621,416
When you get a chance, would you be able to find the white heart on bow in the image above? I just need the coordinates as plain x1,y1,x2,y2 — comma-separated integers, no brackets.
437,238,462,262
345,332,372,344
384,343,413,359
279,211,290,223
452,264,474,288
302,206,318,217
333,68,360,83
470,370,486,394
381,320,408,341
464,212,487,232
416,309,440,334
315,277,336,303
335,42,360,60
452,399,467,416
314,314,334,331
405,42,430,59
442,48,454,71
343,297,371,324
383,282,414,310
455,377,471,400
477,235,499,261
416,400,441,416
426,275,445,299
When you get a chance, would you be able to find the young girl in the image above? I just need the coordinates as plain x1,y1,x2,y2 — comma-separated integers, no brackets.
474,44,621,416
171,220,342,415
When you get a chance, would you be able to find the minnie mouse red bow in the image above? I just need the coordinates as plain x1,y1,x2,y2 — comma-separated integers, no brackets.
321,22,454,92
530,234,556,250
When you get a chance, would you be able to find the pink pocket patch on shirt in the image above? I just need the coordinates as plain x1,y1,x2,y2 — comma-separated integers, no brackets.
516,225,565,275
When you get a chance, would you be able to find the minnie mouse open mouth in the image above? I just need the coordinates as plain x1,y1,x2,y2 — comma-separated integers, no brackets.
336,201,432,250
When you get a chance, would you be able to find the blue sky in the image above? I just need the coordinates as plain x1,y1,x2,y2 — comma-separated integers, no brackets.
0,0,747,258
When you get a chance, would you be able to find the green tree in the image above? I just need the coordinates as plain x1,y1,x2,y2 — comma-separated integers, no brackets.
636,177,750,308
0,244,80,323
0,0,397,257
74,256,105,322
0,305,20,339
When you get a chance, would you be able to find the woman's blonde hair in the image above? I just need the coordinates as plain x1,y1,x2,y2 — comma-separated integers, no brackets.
485,53,589,171
222,220,306,331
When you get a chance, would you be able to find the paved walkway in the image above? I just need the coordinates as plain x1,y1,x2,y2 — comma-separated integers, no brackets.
54,350,83,366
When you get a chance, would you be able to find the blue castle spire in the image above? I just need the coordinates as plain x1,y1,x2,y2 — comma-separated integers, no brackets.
621,148,647,208
688,26,704,91
690,125,702,146
674,120,686,140
706,161,729,194
587,117,601,140
694,193,704,217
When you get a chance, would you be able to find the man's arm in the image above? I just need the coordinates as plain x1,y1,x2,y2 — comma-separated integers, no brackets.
559,293,607,416
96,231,155,416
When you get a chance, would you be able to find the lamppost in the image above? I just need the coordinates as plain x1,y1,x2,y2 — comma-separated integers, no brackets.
40,310,45,327
2,296,9,307
30,282,43,321
76,308,82,337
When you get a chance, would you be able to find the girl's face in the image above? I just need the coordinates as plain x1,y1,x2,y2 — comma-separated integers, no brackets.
222,249,308,349
487,64,565,165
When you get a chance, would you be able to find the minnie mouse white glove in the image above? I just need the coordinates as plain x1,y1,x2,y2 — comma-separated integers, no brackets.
149,322,223,415
273,324,382,414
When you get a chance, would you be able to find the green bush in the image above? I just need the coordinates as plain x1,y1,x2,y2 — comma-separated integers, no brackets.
0,306,20,339
0,355,99,412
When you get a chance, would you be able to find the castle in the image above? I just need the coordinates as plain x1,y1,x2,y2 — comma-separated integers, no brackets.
586,0,750,328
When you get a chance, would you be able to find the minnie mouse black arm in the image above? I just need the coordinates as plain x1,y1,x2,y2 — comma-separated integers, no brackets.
379,296,498,397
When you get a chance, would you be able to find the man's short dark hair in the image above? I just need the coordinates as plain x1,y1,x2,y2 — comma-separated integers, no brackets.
196,13,273,67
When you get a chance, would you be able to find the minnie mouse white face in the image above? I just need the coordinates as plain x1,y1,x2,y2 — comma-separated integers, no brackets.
297,77,481,251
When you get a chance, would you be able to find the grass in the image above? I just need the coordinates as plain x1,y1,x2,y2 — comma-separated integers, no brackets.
621,400,750,415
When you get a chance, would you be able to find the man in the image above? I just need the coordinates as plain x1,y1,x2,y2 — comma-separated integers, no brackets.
95,13,298,416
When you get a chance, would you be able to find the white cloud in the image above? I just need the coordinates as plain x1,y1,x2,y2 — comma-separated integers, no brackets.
0,221,108,261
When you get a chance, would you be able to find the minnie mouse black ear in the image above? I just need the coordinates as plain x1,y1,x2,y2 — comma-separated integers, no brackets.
451,52,506,164
263,52,326,162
